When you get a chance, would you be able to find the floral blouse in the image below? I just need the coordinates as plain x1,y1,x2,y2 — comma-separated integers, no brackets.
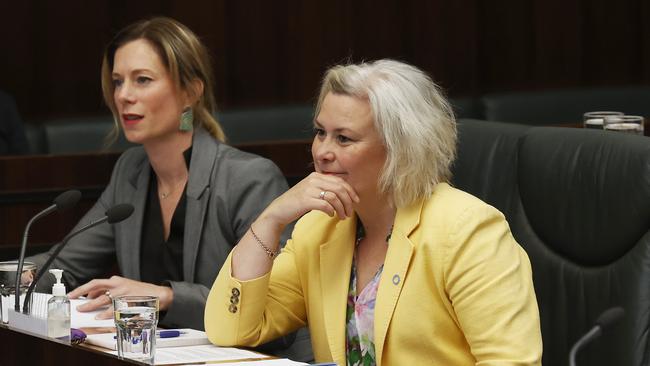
346,260,383,366
345,222,390,366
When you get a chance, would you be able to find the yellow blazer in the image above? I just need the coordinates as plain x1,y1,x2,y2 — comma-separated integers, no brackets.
205,183,542,365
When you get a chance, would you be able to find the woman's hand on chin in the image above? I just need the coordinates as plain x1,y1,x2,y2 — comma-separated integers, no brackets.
261,172,360,227
67,275,174,319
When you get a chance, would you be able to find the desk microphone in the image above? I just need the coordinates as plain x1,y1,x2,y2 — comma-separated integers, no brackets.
22,203,134,314
14,190,81,311
569,307,625,366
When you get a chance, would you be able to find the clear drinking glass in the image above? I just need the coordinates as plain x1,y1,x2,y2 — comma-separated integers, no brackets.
604,115,645,135
113,295,159,364
0,261,37,323
583,111,624,130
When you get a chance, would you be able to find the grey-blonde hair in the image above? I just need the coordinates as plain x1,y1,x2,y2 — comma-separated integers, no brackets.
101,16,225,143
315,59,457,207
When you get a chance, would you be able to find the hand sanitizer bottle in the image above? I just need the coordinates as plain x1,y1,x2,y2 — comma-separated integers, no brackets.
47,269,70,342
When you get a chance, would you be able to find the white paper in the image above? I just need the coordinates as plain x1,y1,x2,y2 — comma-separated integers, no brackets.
191,359,309,366
85,328,210,350
69,298,115,328
153,345,264,365
106,344,266,365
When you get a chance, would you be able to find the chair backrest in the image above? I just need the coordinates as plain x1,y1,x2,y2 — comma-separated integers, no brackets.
28,105,315,154
43,116,135,154
453,119,529,214
218,104,314,144
449,97,484,120
482,86,650,125
452,119,650,366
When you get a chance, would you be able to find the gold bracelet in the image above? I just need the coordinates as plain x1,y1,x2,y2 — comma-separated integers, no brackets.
250,225,281,259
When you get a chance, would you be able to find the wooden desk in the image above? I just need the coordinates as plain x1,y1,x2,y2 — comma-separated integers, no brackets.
0,324,140,365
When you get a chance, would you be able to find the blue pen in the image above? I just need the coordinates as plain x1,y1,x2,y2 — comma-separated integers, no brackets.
114,330,187,339
157,330,187,338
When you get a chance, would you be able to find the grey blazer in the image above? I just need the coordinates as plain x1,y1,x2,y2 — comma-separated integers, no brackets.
27,127,289,330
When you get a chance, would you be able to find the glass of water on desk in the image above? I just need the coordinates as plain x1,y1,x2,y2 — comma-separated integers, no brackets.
604,115,645,135
113,295,159,364
583,111,624,130
0,261,37,323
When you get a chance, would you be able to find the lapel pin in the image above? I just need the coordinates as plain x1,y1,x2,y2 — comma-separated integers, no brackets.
392,274,400,285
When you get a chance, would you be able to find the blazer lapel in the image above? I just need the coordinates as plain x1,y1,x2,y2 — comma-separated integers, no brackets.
120,154,150,280
183,128,217,281
374,199,423,364
320,217,355,366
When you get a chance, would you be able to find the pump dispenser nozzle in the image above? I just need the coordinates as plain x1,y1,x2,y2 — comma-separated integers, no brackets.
49,269,66,296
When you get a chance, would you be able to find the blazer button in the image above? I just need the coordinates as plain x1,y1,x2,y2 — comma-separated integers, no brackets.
231,288,240,296
229,304,238,313
230,295,239,304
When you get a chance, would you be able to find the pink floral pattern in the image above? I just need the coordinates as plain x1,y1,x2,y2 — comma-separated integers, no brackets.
346,260,383,366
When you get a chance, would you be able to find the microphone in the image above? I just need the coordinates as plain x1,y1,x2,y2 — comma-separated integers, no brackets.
14,190,81,311
569,307,625,366
22,203,134,314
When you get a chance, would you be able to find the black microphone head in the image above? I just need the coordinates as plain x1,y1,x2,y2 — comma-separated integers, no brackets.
595,307,625,330
54,190,82,212
106,203,134,224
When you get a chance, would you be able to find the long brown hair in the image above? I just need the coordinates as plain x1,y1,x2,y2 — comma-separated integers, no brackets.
101,17,225,143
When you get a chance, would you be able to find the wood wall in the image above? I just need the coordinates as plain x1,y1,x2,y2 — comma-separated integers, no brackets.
0,0,649,120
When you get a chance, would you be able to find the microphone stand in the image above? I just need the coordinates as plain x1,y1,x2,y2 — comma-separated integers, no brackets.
14,189,81,312
568,307,624,366
22,216,109,314
569,327,601,366
14,205,56,312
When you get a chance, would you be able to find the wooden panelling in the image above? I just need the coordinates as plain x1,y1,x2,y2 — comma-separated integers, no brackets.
0,1,649,119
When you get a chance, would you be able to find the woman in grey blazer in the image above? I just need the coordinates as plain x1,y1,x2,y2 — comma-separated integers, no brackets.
26,17,289,332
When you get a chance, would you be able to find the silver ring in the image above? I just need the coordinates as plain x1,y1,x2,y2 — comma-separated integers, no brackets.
105,290,113,300
319,191,326,200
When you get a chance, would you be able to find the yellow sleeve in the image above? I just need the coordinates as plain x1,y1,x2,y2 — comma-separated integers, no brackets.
444,204,543,365
204,238,308,347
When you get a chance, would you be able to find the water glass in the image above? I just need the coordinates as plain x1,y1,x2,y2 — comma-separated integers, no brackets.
113,295,159,364
583,111,624,130
0,261,37,323
604,115,645,135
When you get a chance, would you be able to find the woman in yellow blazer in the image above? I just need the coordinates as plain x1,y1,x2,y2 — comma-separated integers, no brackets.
205,59,542,365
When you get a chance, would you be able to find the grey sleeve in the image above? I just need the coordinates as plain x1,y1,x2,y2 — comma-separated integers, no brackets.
160,280,211,330
162,155,290,330
227,156,290,242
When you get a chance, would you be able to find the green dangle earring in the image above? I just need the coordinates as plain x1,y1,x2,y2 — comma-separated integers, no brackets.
179,107,194,131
